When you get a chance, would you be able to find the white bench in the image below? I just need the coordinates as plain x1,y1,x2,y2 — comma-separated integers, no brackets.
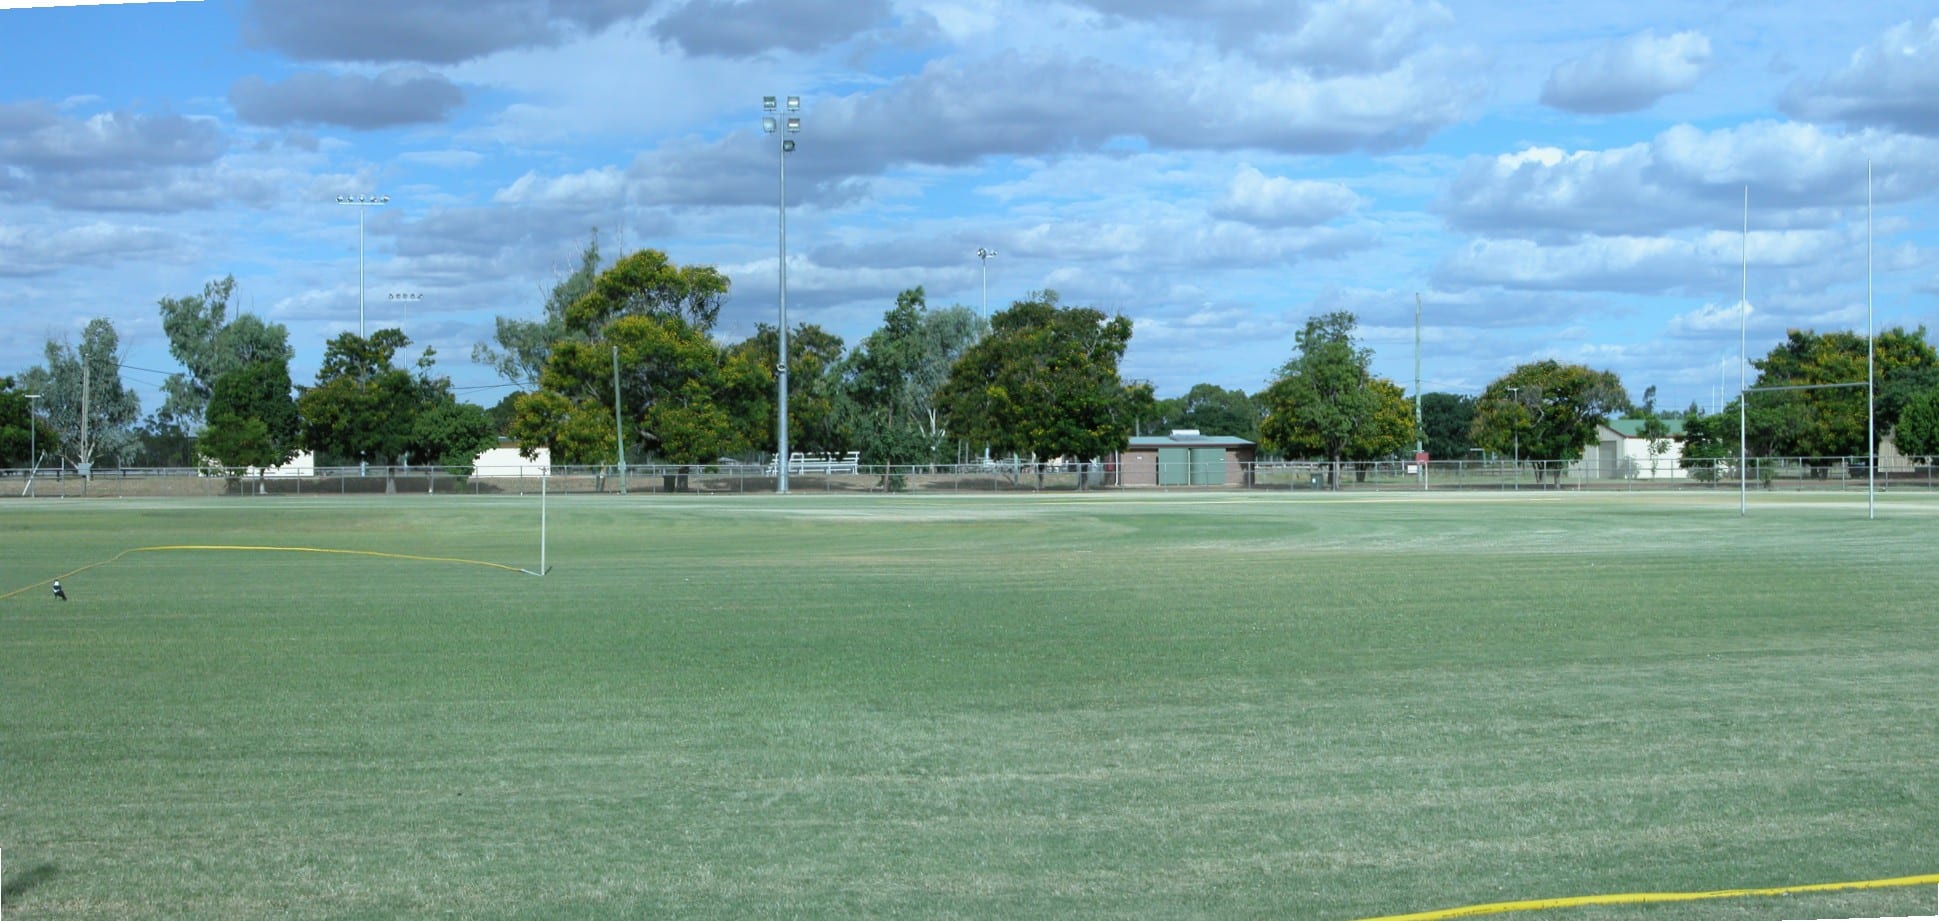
763,451,861,476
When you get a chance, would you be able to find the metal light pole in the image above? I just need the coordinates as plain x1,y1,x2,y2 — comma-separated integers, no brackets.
1507,386,1521,491
976,247,997,317
336,194,389,337
25,392,40,496
763,96,800,494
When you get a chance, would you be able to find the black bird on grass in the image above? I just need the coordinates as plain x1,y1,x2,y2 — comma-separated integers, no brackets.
52,580,66,601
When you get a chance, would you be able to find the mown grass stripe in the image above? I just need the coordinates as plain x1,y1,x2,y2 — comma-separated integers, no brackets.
1352,873,1939,921
0,543,527,601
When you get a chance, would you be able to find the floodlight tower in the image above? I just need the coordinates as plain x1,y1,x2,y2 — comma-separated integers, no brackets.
763,95,800,494
976,247,997,317
336,194,389,337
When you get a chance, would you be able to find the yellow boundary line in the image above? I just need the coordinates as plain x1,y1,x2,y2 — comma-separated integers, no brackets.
1,544,526,602
1353,873,1939,921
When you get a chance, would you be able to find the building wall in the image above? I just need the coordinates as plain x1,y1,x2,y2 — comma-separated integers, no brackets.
1116,446,1255,486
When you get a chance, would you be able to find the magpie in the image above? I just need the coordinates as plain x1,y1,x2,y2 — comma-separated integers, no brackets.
52,580,67,601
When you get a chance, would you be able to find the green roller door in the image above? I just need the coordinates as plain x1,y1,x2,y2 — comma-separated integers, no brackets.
1158,447,1190,485
1190,447,1225,485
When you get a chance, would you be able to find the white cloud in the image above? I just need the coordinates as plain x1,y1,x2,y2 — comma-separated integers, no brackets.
1211,166,1360,227
1782,17,1939,136
1540,30,1712,114
1438,122,1939,238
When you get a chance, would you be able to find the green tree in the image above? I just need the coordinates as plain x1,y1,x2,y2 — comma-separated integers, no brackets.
1145,383,1261,440
936,291,1145,487
1679,407,1736,484
836,287,988,475
0,377,59,468
508,251,757,485
20,318,142,472
1636,409,1673,478
473,232,600,387
128,413,199,467
727,322,847,455
157,276,294,428
1746,327,1938,469
1894,387,1939,464
202,357,301,490
1419,392,1474,461
1257,311,1387,487
1470,361,1629,485
564,248,730,336
1347,378,1416,463
296,329,426,492
408,401,499,476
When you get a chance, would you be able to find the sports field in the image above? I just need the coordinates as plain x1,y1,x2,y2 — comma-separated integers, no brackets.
3,491,1935,920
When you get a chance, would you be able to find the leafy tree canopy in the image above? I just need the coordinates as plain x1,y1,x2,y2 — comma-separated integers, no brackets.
157,275,293,428
1470,360,1629,480
1146,383,1261,440
19,318,142,470
564,248,729,337
202,357,300,475
1258,312,1406,483
835,287,986,467
728,322,847,456
0,377,60,468
1419,392,1474,461
1747,326,1938,458
936,291,1146,469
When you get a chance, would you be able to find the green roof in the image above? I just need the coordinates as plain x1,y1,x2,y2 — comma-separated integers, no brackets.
1607,417,1686,438
1129,432,1255,447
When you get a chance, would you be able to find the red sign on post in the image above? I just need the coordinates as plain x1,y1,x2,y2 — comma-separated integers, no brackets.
1415,452,1430,463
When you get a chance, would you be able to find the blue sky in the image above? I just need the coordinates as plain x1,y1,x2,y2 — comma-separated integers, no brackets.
3,0,1937,419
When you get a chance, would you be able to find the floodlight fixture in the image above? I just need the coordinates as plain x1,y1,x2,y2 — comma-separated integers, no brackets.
762,95,803,493
336,193,390,337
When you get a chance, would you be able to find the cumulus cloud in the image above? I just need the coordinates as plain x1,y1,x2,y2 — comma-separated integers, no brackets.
1211,166,1360,227
0,221,185,277
1540,30,1712,114
1436,235,1714,293
243,0,656,64
1437,121,1939,238
231,68,466,129
1782,17,1939,136
651,0,892,57
0,106,223,171
1074,0,1454,75
611,45,1478,205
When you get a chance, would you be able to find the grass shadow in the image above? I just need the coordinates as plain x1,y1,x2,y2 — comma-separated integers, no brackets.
3,861,59,903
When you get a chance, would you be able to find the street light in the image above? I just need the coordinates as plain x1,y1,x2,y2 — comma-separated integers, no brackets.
336,194,389,337
975,247,997,317
762,95,800,494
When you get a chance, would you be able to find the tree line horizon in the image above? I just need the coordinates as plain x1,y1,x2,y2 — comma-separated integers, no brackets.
5,239,1938,484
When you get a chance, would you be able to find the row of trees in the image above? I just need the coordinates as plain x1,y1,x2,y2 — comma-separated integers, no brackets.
7,235,1936,487
2,277,498,491
488,239,1153,486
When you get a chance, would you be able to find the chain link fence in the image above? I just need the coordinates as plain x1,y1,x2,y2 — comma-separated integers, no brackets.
3,454,1934,499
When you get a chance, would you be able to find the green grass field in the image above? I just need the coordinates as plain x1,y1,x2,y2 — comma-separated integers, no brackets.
3,491,1936,920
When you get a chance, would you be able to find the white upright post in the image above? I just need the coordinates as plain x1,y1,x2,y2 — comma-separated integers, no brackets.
1739,188,1749,518
1867,161,1876,520
540,473,548,576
